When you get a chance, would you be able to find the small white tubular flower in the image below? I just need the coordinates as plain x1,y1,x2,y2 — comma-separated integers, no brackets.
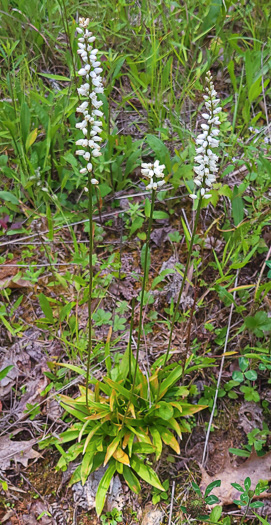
141,160,166,191
190,71,222,201
75,17,104,185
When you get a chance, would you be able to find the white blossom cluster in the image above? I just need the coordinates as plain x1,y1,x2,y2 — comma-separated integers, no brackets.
75,17,104,185
190,71,222,200
141,160,165,191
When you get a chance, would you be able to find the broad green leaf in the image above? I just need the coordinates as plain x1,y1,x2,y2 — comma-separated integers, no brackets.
150,427,162,460
59,302,76,322
0,191,19,205
244,477,251,491
244,370,257,381
116,346,130,382
205,495,220,505
210,505,222,522
153,211,169,220
145,134,170,168
103,377,133,401
158,365,183,399
130,456,164,491
154,401,174,420
231,185,244,226
123,465,141,494
38,72,71,81
0,315,16,336
96,462,116,516
55,363,87,378
38,293,54,323
81,448,95,485
0,365,14,382
253,513,270,524
205,479,221,497
69,464,82,486
231,482,245,491
249,501,264,508
192,481,202,496
127,426,152,445
132,443,156,454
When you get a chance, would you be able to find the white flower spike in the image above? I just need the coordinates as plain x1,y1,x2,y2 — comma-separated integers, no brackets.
141,160,166,191
75,17,104,185
190,71,222,201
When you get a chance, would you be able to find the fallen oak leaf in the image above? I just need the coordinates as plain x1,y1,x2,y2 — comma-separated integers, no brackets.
0,436,40,470
200,449,271,505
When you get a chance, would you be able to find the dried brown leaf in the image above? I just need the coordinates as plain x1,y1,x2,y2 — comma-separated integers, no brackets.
0,436,40,470
200,450,271,505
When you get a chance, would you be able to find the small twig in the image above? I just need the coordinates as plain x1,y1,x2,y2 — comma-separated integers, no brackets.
202,269,240,465
168,480,176,525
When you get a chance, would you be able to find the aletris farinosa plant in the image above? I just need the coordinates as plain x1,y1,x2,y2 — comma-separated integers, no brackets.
75,17,104,407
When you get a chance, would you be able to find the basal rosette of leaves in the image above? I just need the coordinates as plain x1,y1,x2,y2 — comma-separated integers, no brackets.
40,351,206,515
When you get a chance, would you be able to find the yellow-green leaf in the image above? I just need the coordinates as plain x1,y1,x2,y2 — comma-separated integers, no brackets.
123,465,141,494
161,429,180,454
168,417,182,438
130,456,165,491
104,435,121,466
180,403,207,416
113,447,130,465
25,128,38,151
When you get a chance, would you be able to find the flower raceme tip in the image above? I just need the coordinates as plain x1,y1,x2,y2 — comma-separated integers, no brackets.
75,17,104,185
190,71,222,201
141,160,166,191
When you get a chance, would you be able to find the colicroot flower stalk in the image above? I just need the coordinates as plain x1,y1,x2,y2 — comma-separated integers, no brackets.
129,160,165,396
75,17,104,407
157,72,222,394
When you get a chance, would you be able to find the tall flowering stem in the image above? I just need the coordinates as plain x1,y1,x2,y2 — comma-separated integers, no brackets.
131,161,165,391
75,17,104,408
157,72,222,394
120,160,165,428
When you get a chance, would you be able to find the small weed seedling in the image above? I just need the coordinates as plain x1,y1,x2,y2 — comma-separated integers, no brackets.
100,508,123,525
232,477,266,523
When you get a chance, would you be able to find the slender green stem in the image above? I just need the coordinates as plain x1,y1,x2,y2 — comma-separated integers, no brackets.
131,189,155,390
121,191,155,429
156,196,202,398
128,298,135,381
240,499,251,525
86,177,93,408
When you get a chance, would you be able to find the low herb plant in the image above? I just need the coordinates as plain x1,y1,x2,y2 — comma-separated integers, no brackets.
180,480,222,521
232,477,266,522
